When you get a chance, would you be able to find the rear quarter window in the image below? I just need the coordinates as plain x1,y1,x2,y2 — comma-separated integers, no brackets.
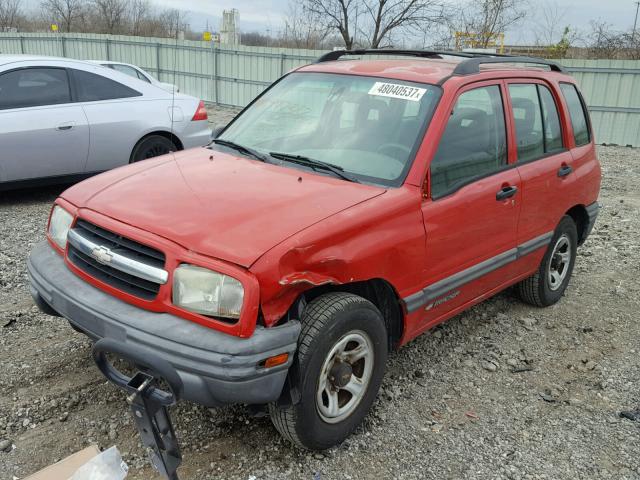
71,69,142,102
560,83,590,146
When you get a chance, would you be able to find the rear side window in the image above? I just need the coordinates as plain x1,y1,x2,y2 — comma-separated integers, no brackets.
430,85,507,198
560,83,590,146
109,64,139,79
508,83,564,162
72,69,141,102
508,84,544,162
0,68,71,110
538,86,563,152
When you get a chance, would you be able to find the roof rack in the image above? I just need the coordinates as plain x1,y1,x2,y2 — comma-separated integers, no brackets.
315,49,475,63
452,55,565,74
314,49,566,75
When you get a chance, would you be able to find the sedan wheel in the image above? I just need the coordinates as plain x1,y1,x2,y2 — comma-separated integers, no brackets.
131,135,177,162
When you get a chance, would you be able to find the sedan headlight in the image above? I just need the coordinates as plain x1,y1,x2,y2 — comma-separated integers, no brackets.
173,264,244,319
48,205,74,249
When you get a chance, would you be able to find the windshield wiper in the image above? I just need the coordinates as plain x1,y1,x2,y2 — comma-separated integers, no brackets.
269,152,359,183
211,139,269,163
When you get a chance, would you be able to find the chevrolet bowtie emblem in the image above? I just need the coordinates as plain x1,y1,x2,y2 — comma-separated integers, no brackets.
91,246,114,265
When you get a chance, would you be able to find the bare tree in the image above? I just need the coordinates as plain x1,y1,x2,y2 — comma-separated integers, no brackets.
585,21,626,59
456,0,527,48
301,0,358,48
40,0,84,32
300,0,447,49
282,1,330,49
533,0,567,46
359,0,446,48
0,0,22,29
91,0,128,34
129,0,148,35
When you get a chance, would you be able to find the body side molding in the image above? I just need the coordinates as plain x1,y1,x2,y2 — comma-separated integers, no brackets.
404,231,553,313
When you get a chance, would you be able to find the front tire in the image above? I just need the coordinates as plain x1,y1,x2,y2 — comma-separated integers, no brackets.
517,215,578,307
130,135,176,162
269,292,388,450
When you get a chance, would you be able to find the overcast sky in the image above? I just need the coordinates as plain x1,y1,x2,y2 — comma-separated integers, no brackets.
144,0,636,40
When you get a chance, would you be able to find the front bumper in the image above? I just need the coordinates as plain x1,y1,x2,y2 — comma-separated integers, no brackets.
27,241,300,407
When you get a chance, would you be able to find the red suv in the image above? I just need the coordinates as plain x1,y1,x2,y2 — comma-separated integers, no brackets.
28,50,600,450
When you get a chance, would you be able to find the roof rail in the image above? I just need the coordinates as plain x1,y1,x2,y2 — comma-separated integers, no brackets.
314,49,566,74
314,49,477,63
452,56,566,75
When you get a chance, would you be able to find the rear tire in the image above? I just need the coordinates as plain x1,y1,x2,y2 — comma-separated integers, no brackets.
269,292,387,450
517,215,578,307
130,135,176,162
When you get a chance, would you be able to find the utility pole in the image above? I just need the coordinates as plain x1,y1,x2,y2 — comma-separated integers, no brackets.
634,1,640,43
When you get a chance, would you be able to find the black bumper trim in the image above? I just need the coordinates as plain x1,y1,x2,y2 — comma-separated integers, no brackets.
27,241,301,407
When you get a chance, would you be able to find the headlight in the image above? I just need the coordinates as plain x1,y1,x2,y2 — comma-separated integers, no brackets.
172,264,244,319
48,205,74,249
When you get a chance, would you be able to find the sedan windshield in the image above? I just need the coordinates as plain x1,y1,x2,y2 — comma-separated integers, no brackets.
217,72,441,186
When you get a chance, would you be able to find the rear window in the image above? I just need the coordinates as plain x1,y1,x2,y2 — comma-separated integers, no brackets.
72,69,142,102
0,68,71,109
560,83,590,146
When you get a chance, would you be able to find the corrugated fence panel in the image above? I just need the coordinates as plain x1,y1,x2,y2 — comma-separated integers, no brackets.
560,58,640,146
0,33,639,145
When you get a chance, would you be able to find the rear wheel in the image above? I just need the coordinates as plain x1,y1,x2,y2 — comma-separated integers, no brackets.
130,135,176,162
517,215,578,307
269,292,387,450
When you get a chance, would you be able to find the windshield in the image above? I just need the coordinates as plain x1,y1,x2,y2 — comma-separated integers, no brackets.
217,72,441,186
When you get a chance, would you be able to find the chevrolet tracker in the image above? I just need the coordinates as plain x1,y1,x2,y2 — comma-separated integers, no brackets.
28,50,601,451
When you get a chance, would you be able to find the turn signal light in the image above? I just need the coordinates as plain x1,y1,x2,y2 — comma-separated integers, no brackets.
262,353,289,369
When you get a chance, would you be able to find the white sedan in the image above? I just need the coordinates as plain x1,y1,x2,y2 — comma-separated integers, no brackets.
90,60,179,93
0,55,211,189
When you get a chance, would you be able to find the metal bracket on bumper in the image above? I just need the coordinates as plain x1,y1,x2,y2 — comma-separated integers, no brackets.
92,338,184,480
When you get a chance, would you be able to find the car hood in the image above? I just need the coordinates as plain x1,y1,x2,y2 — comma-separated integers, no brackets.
62,149,385,267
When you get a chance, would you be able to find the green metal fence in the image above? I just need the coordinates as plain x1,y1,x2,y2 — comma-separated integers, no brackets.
1,33,639,146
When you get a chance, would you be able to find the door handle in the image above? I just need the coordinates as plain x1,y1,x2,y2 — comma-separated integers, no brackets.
557,164,573,177
57,124,74,131
496,185,518,201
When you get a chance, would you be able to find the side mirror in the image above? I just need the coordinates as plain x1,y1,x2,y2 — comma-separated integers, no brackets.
211,125,225,140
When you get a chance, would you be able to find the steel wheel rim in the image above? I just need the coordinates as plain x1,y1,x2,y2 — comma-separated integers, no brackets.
316,330,374,424
548,234,571,291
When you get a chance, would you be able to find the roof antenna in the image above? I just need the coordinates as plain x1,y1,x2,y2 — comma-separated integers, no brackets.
169,13,179,151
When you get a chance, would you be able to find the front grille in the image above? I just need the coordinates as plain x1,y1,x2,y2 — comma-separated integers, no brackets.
67,219,166,301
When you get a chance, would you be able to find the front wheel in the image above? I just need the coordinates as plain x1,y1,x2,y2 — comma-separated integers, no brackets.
517,215,578,307
269,292,388,450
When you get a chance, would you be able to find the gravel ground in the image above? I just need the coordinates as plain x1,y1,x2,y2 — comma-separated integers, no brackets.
0,113,639,479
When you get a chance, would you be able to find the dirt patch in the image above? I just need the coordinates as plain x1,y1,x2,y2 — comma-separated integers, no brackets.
1,139,638,479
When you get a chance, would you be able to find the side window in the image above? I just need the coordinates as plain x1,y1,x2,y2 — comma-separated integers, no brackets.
71,69,142,102
430,85,507,198
110,64,140,80
135,70,151,83
0,68,71,110
508,84,544,162
538,85,563,152
560,83,590,146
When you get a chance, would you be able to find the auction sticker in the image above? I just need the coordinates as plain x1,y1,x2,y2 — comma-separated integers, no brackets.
368,82,426,102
